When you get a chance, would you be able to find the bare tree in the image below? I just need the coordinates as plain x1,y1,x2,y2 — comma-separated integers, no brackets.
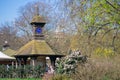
0,22,25,50
15,1,53,41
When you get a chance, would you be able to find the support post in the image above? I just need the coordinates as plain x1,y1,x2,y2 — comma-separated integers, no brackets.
50,57,56,68
12,61,14,68
15,61,18,68
30,57,37,68
23,57,28,65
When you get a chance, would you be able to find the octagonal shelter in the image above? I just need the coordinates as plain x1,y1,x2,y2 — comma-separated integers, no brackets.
14,10,64,70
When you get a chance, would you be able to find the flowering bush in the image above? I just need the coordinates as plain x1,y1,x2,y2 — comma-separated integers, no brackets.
55,50,87,74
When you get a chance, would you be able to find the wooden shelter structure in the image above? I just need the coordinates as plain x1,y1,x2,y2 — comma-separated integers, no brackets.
14,8,65,69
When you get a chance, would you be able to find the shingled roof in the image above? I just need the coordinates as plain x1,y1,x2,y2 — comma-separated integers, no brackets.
15,40,56,56
3,49,16,57
30,15,46,25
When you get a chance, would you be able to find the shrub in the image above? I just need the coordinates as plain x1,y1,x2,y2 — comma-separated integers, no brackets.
0,65,44,78
71,57,120,80
55,50,120,80
94,47,115,57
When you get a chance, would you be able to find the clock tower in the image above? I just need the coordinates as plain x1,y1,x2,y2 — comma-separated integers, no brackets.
30,7,46,40
14,5,65,69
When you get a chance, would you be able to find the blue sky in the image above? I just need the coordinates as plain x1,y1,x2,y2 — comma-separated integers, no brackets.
0,0,36,24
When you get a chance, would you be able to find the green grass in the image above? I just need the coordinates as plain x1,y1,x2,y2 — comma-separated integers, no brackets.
0,78,42,80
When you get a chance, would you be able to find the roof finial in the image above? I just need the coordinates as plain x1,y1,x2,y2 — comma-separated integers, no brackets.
35,4,39,16
5,41,8,44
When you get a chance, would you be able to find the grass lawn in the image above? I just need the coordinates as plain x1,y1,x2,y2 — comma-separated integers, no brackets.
0,78,42,80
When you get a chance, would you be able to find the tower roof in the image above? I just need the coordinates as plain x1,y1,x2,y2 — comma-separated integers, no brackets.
14,40,62,57
30,15,46,25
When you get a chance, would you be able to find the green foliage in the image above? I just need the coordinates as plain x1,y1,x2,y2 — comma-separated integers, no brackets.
55,59,64,74
0,65,44,78
65,0,120,57
87,0,120,27
0,46,2,51
102,76,112,80
94,47,115,57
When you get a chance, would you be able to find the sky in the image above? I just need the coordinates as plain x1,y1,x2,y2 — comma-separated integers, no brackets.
0,0,36,24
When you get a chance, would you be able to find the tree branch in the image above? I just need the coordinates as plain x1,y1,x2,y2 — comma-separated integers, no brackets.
105,0,120,11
